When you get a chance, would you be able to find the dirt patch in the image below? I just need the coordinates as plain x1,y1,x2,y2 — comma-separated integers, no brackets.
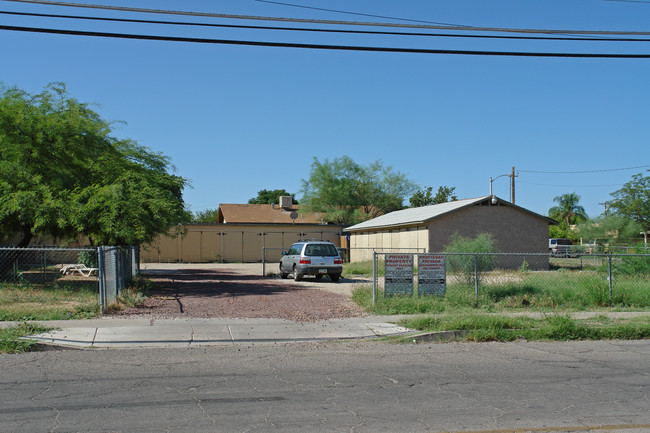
111,264,369,322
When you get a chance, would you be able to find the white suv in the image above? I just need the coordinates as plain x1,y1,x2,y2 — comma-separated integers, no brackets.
279,240,343,282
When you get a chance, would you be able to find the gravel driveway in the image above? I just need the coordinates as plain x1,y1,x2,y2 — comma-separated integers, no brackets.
112,263,370,322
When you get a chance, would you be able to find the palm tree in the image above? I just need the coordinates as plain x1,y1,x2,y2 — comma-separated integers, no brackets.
549,193,588,225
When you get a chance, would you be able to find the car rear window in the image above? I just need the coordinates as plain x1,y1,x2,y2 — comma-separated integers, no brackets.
304,244,339,257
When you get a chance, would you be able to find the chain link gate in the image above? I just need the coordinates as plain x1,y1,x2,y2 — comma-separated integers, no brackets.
98,246,140,312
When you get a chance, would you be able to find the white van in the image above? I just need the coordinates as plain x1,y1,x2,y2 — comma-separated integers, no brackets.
549,238,573,256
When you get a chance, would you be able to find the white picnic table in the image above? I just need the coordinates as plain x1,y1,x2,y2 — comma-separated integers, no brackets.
60,264,99,277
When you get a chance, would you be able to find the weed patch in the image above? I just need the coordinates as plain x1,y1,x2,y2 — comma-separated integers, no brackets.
398,313,650,343
106,276,151,312
0,323,51,354
343,260,382,277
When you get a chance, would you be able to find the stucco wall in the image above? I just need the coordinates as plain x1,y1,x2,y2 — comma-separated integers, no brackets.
141,224,344,263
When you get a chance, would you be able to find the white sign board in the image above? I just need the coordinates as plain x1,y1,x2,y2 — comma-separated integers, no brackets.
384,254,413,296
417,254,446,296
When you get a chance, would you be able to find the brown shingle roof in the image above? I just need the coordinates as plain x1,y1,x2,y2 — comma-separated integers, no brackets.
217,204,325,224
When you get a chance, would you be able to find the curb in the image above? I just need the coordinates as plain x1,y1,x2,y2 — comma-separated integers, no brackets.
409,330,468,343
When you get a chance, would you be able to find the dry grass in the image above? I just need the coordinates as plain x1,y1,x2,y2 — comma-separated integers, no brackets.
0,281,99,320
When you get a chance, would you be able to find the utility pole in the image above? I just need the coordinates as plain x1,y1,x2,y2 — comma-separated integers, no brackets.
508,166,519,204
510,166,517,204
599,201,610,216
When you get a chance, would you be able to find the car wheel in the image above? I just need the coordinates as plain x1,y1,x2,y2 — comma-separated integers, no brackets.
279,264,288,279
330,274,340,282
293,266,303,281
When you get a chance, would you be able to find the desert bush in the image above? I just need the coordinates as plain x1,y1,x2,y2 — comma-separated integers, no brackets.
444,233,498,285
602,244,650,276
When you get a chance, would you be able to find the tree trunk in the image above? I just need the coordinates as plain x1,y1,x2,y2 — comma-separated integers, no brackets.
17,226,33,248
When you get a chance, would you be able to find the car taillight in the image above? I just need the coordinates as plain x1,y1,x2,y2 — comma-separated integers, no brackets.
334,258,342,264
300,257,311,264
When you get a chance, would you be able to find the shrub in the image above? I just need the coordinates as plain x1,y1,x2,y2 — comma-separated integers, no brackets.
444,233,498,285
608,245,650,276
78,250,98,268
109,276,151,311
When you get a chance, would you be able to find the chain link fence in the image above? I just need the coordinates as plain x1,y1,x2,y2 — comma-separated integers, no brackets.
371,251,650,307
0,246,98,284
1,246,139,313
555,244,650,256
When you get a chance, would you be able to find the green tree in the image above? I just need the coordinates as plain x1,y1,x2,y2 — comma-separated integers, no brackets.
409,185,458,207
301,156,416,225
548,192,588,225
548,221,577,242
0,83,190,247
192,209,219,223
248,189,298,205
609,172,650,232
576,216,642,245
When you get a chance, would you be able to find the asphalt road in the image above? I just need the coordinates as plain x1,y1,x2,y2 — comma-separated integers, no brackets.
2,340,649,433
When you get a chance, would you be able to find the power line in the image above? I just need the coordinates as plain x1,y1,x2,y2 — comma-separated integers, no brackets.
5,10,650,42
519,164,650,174
518,181,625,188
605,0,650,3
254,0,463,27
4,24,650,57
5,0,650,36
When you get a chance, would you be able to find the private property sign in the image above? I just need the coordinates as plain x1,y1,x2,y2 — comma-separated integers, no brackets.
385,254,413,296
417,254,446,296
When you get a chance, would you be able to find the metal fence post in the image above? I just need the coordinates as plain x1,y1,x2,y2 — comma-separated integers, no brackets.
262,247,266,277
98,246,106,313
474,254,479,302
135,246,140,276
41,250,46,282
372,251,377,306
116,247,123,296
608,255,613,306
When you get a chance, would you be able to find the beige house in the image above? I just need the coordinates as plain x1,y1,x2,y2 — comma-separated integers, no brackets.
344,196,556,269
141,198,344,263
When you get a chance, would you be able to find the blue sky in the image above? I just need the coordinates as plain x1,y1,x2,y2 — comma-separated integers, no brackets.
2,0,649,219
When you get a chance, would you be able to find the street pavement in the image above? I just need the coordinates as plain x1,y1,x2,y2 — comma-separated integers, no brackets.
2,336,649,433
2,316,415,349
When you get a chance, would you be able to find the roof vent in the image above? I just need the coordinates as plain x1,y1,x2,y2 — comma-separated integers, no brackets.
279,196,293,209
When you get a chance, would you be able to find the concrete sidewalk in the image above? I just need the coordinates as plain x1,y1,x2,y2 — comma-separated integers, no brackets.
8,311,648,350
9,317,414,349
